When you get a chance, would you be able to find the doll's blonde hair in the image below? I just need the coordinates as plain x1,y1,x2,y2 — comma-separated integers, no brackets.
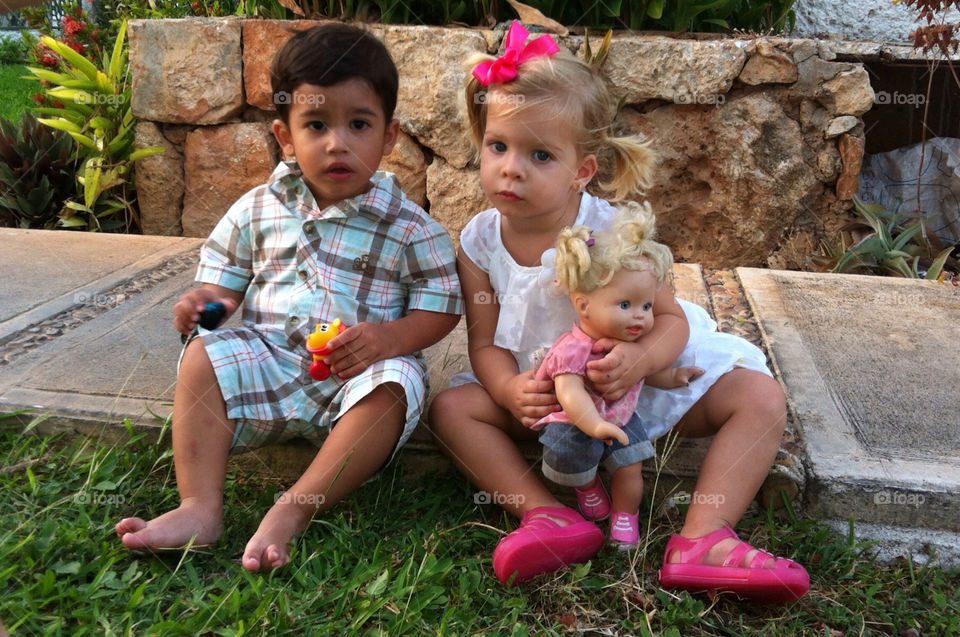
554,200,673,294
464,46,654,201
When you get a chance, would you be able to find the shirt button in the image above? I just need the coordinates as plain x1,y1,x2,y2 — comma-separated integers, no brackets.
290,316,300,326
298,270,307,280
304,223,315,234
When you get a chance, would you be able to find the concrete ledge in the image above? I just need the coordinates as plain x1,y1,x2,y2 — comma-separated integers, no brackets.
739,267,960,535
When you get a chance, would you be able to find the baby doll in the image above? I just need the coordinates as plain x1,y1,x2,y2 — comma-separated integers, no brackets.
534,200,702,547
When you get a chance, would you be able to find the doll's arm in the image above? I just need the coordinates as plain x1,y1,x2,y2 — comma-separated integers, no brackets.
645,365,705,389
553,374,629,445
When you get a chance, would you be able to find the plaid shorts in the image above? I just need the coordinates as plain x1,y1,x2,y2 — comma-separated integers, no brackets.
181,326,425,459
539,412,658,487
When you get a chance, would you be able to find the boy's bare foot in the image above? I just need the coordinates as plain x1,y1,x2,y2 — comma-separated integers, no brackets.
115,498,223,550
241,498,314,572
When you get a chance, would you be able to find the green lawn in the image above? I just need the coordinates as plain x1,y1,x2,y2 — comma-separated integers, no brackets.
0,64,39,122
2,416,958,635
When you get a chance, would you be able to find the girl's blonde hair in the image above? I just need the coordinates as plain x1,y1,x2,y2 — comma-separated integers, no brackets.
554,200,673,294
464,46,654,201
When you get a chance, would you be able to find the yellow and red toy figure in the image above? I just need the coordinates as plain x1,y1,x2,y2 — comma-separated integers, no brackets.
305,319,345,380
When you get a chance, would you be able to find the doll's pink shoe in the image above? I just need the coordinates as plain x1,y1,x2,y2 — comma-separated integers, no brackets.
574,479,611,521
609,511,639,549
492,505,604,586
658,526,809,603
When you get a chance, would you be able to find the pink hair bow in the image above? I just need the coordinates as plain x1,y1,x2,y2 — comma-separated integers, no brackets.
472,21,560,86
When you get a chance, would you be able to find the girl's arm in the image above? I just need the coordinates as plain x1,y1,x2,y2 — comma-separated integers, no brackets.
459,251,559,426
554,375,629,445
585,285,689,399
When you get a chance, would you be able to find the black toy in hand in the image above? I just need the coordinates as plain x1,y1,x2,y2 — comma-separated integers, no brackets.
198,302,226,330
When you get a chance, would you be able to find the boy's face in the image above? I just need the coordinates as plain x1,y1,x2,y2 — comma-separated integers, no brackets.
272,78,399,210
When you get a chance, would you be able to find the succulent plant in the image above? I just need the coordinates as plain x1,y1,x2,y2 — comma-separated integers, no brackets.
0,112,78,229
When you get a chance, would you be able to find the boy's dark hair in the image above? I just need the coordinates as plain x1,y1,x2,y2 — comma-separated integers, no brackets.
270,23,399,122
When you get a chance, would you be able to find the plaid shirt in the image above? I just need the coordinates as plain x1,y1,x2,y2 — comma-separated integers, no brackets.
197,161,463,351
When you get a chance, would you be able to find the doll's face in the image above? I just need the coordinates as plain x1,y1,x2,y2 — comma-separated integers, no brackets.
573,268,657,342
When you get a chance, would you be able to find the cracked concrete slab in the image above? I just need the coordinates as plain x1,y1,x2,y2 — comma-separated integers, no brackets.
738,267,960,560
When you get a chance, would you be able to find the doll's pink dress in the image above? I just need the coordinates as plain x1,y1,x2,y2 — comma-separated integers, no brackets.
533,325,643,430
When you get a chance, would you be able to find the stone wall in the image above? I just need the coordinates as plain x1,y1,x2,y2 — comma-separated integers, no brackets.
130,18,879,268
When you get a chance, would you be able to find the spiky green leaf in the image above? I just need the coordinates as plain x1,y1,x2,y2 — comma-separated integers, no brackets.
40,36,99,82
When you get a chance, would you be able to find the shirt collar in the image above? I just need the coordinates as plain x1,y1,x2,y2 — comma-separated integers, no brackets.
268,161,403,220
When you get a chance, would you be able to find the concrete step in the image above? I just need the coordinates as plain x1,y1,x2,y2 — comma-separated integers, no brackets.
2,229,956,563
739,266,960,563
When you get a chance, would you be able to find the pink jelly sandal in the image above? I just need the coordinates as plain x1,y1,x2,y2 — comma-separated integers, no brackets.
658,526,809,602
492,505,604,585
574,479,611,521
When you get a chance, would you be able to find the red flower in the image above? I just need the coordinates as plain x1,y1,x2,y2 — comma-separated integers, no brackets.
37,45,60,68
63,15,86,37
32,92,45,104
65,39,85,55
52,100,65,109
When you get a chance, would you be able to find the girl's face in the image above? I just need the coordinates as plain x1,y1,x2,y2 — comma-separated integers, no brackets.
574,268,657,342
479,93,596,229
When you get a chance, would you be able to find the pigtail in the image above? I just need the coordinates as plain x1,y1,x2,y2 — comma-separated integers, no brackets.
597,132,656,202
614,200,673,285
553,225,594,294
463,52,496,157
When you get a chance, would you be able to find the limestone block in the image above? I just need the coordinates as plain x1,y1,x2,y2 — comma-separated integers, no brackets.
381,130,427,208
182,123,278,238
380,25,487,169
426,158,487,247
793,55,853,97
836,133,866,200
242,19,320,111
600,36,746,104
620,92,822,267
816,144,842,181
738,40,798,85
825,115,860,138
129,18,244,124
799,98,830,132
135,122,185,236
817,67,875,116
242,21,485,169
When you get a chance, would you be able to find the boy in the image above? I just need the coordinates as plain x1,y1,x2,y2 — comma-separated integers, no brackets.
115,24,463,572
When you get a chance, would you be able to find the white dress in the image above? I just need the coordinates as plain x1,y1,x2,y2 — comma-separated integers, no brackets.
454,192,772,438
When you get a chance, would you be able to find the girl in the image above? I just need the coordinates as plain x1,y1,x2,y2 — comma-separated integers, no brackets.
428,21,809,602
534,201,703,551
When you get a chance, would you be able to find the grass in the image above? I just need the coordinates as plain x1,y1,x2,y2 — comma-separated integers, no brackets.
2,417,959,636
0,64,39,122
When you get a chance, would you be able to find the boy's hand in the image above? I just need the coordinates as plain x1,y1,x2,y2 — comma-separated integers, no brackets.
173,287,240,335
585,339,645,401
501,370,560,430
325,322,393,379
